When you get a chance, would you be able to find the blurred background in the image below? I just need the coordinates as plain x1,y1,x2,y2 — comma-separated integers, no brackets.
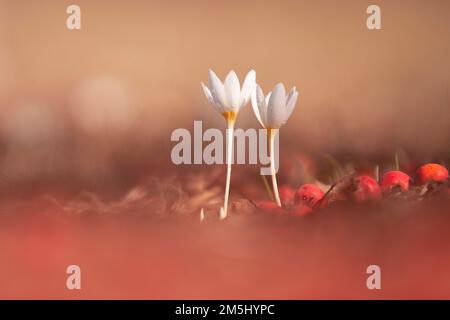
1,0,450,300
0,0,449,194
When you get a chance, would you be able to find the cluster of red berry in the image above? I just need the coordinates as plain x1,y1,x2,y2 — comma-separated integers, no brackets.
256,163,449,217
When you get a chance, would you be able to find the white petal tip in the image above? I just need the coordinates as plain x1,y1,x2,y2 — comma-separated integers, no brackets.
275,82,285,90
208,69,217,78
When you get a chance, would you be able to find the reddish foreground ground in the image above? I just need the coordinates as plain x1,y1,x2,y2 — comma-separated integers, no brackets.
0,191,449,299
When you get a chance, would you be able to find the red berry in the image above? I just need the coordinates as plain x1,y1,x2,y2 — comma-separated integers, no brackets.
416,163,449,184
380,170,410,193
352,175,382,202
290,204,313,217
294,184,325,208
278,185,295,207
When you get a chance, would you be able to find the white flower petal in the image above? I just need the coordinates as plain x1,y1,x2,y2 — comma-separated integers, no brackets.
267,83,287,128
201,82,221,113
224,70,241,110
285,87,298,121
208,69,227,110
265,91,272,106
201,82,213,101
240,70,256,107
251,84,266,128
257,86,268,126
285,86,296,107
268,83,286,109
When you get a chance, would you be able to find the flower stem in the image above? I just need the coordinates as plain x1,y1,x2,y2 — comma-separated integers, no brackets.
395,151,400,171
222,112,236,219
261,174,275,203
269,128,282,207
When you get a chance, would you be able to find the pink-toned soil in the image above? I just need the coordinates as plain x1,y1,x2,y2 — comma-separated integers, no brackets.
0,195,449,299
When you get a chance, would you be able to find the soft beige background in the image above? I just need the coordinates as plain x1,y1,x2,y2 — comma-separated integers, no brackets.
0,0,449,189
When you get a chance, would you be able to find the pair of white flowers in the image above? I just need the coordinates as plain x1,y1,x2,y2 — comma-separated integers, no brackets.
201,69,299,219
201,69,298,130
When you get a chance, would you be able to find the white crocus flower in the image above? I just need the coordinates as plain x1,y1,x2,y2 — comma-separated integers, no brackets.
251,83,299,207
201,69,256,219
